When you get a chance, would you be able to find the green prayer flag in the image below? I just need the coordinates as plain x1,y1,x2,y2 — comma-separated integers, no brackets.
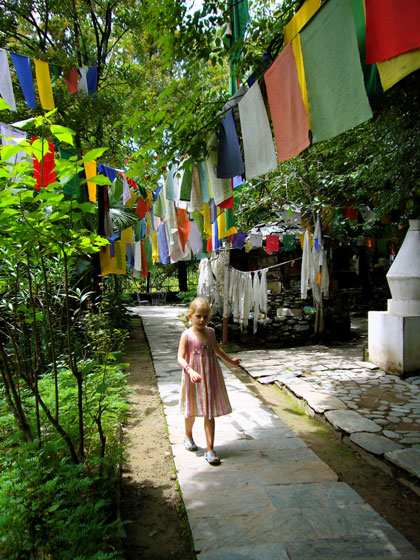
191,210,204,236
225,207,235,230
153,188,166,219
59,148,80,197
300,0,372,144
349,0,382,98
51,64,62,88
226,0,249,94
180,160,193,201
197,160,210,204
283,234,297,252
144,236,153,269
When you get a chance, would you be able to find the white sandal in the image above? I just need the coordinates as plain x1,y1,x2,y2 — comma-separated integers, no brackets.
204,450,221,465
184,437,197,451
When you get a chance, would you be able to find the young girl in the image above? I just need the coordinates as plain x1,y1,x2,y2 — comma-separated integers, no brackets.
177,297,242,465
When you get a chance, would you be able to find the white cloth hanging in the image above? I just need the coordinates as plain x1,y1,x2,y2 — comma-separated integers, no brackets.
0,50,16,111
301,229,312,299
253,270,260,334
134,241,142,272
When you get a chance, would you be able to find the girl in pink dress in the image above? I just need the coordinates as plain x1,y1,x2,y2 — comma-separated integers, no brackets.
177,297,242,465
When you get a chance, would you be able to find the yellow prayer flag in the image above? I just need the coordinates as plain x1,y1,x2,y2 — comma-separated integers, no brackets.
292,35,311,129
217,212,237,240
284,0,321,45
99,244,126,276
202,202,212,239
125,190,137,208
151,230,159,264
120,227,133,244
34,60,55,111
377,48,420,91
84,159,97,202
145,210,153,229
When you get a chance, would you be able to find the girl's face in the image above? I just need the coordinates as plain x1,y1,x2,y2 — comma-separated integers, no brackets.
189,308,210,330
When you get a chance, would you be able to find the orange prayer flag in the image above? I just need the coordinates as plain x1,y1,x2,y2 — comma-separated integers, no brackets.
176,208,191,250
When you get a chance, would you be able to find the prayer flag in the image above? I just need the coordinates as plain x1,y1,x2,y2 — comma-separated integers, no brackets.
121,227,133,244
64,68,78,94
180,160,193,201
249,233,263,248
34,59,55,110
0,49,16,111
60,148,80,197
83,159,97,202
206,133,234,205
98,163,117,183
32,138,56,189
87,66,98,95
266,234,279,253
135,197,148,219
1,123,27,166
226,0,249,95
157,222,170,264
217,108,244,178
140,240,148,278
100,244,126,276
283,0,321,45
264,42,310,163
189,221,203,254
202,203,212,239
377,49,420,91
350,0,382,97
177,209,191,250
10,52,35,109
300,0,372,143
165,163,180,202
291,35,312,128
197,160,210,204
232,232,246,248
365,0,420,64
238,81,277,180
78,67,88,93
151,230,159,263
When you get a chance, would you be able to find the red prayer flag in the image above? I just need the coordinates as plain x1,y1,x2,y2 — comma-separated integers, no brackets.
135,198,147,219
206,238,213,252
218,196,234,209
32,138,56,189
266,234,279,253
64,68,78,94
365,0,420,64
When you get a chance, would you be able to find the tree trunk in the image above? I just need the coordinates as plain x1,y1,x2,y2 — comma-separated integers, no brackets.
178,261,188,292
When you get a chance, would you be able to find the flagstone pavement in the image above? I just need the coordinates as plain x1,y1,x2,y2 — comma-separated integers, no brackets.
130,305,420,559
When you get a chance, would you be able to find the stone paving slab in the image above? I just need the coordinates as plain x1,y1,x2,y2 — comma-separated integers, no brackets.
350,432,405,455
135,306,420,559
385,448,420,478
325,409,382,434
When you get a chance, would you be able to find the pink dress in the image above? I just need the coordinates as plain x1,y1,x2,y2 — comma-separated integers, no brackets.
179,327,232,419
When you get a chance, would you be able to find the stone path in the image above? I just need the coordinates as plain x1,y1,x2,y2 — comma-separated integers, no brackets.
129,305,420,559
237,326,420,481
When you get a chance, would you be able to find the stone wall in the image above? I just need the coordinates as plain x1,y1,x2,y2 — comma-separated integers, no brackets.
212,287,351,348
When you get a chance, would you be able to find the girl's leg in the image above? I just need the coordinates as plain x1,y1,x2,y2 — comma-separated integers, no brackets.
185,417,195,439
204,417,215,452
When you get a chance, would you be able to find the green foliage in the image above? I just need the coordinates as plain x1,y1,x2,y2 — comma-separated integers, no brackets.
0,444,124,559
178,290,197,304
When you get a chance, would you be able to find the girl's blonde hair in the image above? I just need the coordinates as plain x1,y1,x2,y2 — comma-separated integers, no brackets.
188,297,211,317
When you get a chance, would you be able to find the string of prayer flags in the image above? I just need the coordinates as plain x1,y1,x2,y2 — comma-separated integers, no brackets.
32,138,56,189
0,49,16,111
9,52,35,109
264,42,310,163
300,0,372,144
283,0,321,45
365,0,420,64
34,59,55,111
217,108,244,178
266,234,279,253
238,82,277,180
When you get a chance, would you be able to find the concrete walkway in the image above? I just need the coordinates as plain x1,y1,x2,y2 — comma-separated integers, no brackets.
131,305,420,559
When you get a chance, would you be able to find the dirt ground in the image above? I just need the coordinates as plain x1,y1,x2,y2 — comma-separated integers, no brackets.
120,317,420,559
